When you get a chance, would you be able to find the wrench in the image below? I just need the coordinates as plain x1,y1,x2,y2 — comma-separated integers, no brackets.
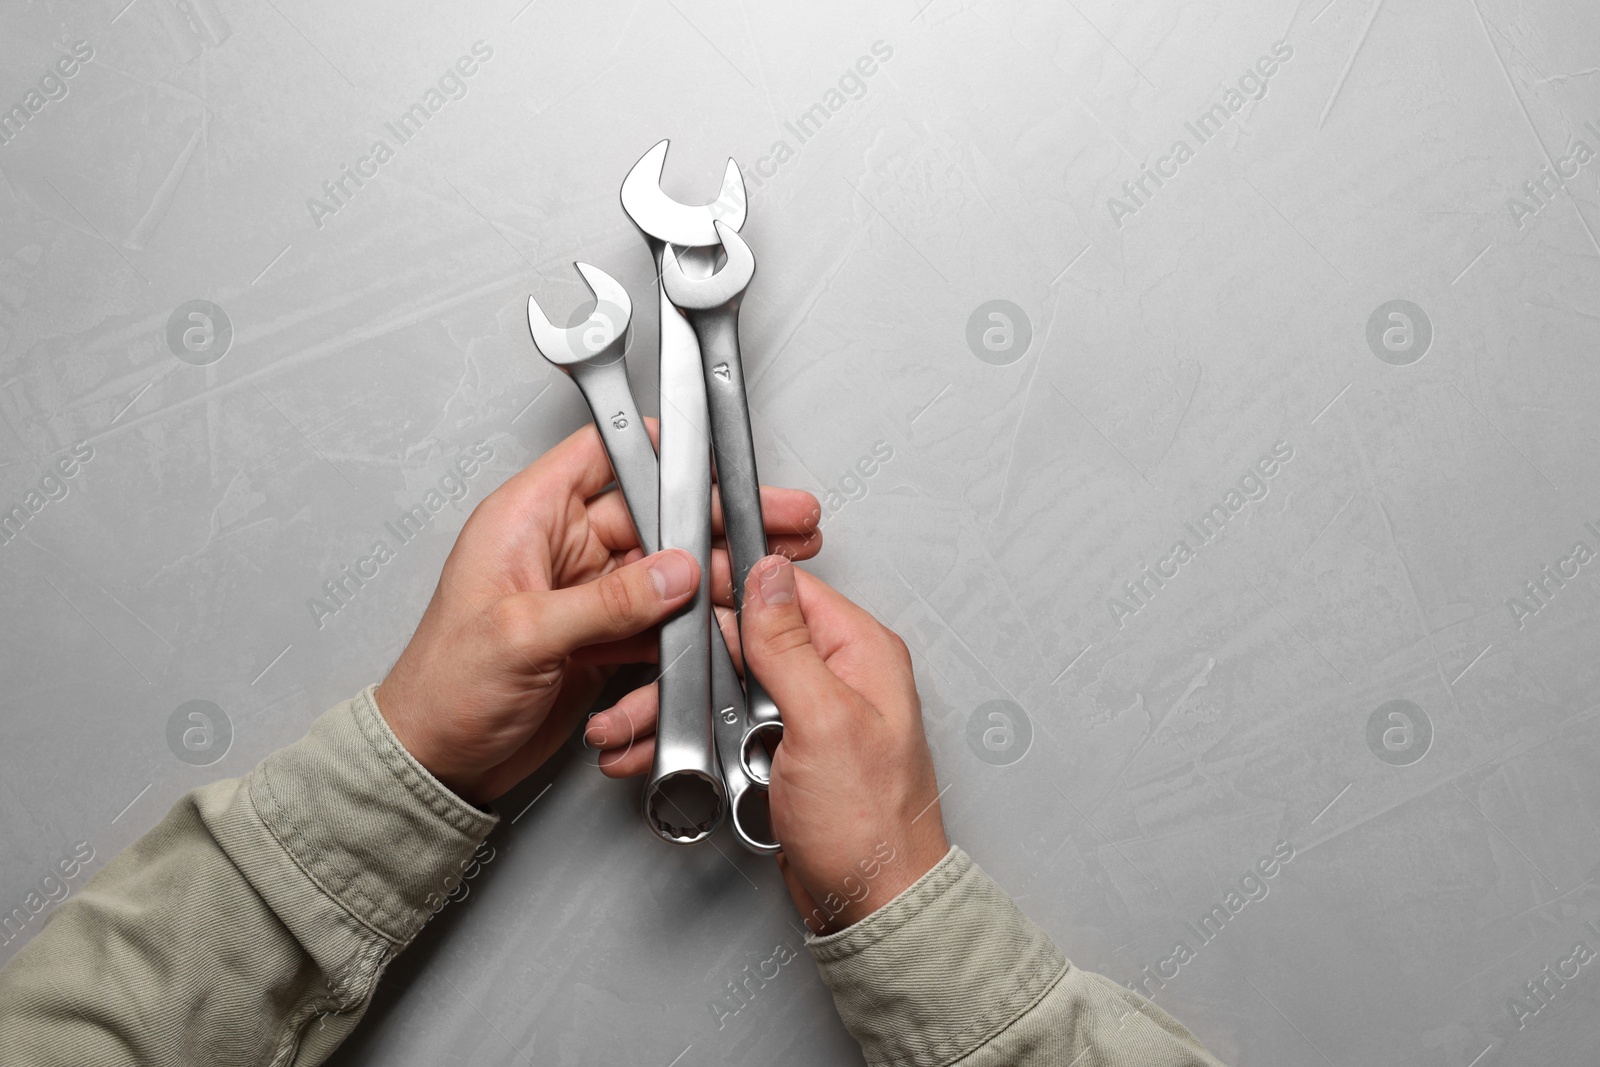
525,263,653,515
526,260,777,854
621,140,777,850
659,219,782,788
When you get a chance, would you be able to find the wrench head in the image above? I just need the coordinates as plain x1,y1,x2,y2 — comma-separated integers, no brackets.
526,262,632,367
730,784,779,855
660,220,754,310
644,770,725,844
620,139,746,247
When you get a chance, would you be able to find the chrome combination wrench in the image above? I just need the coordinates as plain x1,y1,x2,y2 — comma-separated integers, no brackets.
660,220,781,787
526,257,776,854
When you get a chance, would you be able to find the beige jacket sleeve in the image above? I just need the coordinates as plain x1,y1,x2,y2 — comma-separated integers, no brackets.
809,846,1228,1067
0,687,1224,1067
0,686,497,1066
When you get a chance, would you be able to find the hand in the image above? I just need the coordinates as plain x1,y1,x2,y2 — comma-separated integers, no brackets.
586,556,949,933
374,423,821,806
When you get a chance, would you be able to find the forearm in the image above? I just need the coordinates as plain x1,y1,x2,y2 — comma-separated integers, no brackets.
809,847,1226,1067
0,686,496,1066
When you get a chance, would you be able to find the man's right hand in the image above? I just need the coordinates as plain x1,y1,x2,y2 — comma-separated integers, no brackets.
586,557,950,933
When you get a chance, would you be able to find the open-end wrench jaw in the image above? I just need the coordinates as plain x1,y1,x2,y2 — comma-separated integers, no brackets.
620,139,746,248
526,262,633,368
660,220,754,310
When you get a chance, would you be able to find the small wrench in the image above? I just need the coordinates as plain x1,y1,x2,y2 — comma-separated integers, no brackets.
526,261,777,853
621,140,777,849
525,263,653,509
659,219,782,787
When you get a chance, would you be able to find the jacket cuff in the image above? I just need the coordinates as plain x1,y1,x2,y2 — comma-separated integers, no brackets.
242,685,498,945
807,846,1068,1067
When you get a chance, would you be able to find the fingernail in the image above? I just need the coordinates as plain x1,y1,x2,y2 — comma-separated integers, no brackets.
584,724,606,747
757,555,795,605
649,550,696,600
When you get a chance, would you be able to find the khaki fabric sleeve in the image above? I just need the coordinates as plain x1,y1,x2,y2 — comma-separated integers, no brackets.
808,846,1227,1067
0,685,497,1067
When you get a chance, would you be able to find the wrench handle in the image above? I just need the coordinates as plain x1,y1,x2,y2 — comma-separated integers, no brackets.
695,314,767,600
692,310,785,763
570,360,659,555
645,265,725,843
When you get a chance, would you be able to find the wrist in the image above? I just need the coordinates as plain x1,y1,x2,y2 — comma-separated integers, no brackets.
799,828,950,934
373,681,478,803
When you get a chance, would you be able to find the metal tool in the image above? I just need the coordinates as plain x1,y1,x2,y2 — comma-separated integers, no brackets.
526,259,776,854
621,140,777,849
525,264,653,510
659,219,782,788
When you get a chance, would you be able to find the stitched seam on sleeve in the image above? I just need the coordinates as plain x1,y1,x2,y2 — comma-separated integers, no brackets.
266,904,394,1066
865,950,1068,1067
809,847,970,962
936,959,1074,1067
253,758,407,944
334,935,390,1007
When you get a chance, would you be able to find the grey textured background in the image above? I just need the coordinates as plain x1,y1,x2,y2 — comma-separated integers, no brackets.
2,0,1599,1063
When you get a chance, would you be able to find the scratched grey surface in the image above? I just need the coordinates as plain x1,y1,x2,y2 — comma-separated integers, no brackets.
3,0,1599,1063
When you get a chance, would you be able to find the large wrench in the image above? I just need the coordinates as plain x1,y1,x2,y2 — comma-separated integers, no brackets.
659,220,781,787
526,260,776,853
620,140,776,848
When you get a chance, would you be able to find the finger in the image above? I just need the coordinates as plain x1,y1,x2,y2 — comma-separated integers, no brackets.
501,549,699,656
763,531,823,560
586,682,659,747
588,484,823,556
598,736,656,777
709,530,823,606
502,422,618,505
585,488,647,554
573,546,822,658
740,555,855,722
709,532,823,561
457,425,624,576
784,568,921,716
781,567,895,663
710,486,824,538
571,632,660,665
574,598,753,665
587,684,660,778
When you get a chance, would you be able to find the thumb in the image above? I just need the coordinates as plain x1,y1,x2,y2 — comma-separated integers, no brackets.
527,549,699,654
741,555,847,711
